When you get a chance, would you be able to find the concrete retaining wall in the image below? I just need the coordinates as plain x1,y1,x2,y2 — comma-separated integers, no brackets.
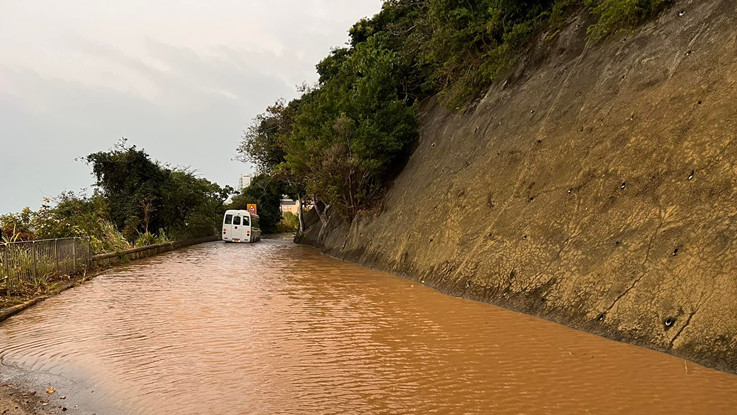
91,236,219,267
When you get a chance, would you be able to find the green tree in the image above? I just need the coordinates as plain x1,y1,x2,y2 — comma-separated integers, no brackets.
238,98,310,232
229,174,285,234
159,170,231,239
87,139,228,241
237,100,295,174
284,35,417,218
33,191,130,252
86,140,168,240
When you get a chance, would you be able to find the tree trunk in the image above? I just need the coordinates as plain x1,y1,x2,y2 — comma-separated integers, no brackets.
313,196,329,226
297,193,304,234
313,197,331,244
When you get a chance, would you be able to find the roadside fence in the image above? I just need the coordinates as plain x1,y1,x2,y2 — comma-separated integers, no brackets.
1,238,92,296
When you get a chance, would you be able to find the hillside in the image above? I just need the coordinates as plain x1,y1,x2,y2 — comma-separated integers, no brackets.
299,0,737,372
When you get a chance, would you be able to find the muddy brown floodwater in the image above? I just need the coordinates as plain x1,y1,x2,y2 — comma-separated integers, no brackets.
2,240,737,414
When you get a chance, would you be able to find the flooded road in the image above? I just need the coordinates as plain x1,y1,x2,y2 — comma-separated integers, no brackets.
1,240,737,414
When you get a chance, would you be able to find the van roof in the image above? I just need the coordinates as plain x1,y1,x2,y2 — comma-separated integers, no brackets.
224,209,259,218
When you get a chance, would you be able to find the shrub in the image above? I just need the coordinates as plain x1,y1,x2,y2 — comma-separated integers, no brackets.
133,229,170,247
33,191,131,253
0,208,35,241
585,0,673,41
228,174,285,234
277,212,300,233
87,139,229,242
134,232,155,248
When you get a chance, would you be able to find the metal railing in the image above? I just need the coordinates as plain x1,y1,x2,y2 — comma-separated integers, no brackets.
1,238,91,296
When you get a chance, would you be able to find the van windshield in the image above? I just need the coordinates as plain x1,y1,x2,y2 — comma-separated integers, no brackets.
224,214,233,225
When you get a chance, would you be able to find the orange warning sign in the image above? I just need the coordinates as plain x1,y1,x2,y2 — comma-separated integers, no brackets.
247,204,257,215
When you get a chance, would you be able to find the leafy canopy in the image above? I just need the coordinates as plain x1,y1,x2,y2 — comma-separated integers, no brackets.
86,140,229,241
229,174,285,234
2,140,231,251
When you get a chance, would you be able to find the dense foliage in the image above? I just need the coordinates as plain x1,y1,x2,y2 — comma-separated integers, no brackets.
86,140,230,242
0,208,35,242
277,212,300,233
238,0,673,219
585,0,673,41
1,140,230,252
1,192,132,252
33,191,130,252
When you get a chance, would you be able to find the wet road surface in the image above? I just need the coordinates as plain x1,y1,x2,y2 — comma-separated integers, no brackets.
2,240,737,414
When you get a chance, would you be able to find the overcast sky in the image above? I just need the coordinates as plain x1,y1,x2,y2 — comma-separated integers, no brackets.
0,0,383,214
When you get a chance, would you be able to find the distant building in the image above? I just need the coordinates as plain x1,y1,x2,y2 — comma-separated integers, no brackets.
237,174,252,192
280,196,301,215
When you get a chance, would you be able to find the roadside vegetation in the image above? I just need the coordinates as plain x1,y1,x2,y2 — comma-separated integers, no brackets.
238,0,673,222
227,178,301,235
277,212,300,233
2,140,230,308
1,139,230,253
586,0,673,40
228,174,288,234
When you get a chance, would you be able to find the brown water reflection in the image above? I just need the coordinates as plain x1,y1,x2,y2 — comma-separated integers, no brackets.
1,240,736,414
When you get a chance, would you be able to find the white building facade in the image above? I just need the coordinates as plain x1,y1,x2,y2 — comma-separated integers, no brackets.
280,196,301,215
237,174,252,192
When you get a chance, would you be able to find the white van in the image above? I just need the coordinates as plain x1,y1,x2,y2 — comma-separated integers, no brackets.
222,210,261,243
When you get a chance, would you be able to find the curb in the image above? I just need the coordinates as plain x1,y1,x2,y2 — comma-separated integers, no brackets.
0,297,47,323
0,275,100,324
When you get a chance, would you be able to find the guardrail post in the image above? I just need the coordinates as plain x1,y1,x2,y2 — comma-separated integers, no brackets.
3,244,8,297
32,241,37,282
54,239,59,276
73,239,77,273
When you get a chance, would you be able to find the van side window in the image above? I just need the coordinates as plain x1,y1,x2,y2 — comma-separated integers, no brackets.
224,214,233,225
233,216,241,225
243,217,250,226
